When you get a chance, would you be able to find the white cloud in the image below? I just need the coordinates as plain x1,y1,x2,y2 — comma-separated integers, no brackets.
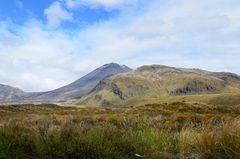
64,0,139,9
1,0,240,92
44,1,73,27
0,21,81,91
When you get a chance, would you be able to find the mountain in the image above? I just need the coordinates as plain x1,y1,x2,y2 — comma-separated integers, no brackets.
0,63,131,104
24,63,131,102
1,63,240,106
77,65,240,107
0,84,25,103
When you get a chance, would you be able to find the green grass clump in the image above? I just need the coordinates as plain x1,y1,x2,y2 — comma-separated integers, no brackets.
0,121,179,159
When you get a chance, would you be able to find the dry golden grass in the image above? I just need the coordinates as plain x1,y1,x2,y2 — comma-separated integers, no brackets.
0,102,239,158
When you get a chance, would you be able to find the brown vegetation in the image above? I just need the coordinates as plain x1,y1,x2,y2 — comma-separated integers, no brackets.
0,102,240,158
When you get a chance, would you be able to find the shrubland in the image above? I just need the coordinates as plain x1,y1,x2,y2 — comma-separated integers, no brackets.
0,103,240,159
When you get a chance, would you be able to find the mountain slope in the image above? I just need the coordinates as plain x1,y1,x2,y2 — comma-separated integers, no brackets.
20,63,131,103
0,84,25,103
0,63,131,104
78,65,240,106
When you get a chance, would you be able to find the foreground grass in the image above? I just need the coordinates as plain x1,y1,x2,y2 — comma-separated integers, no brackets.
0,103,240,159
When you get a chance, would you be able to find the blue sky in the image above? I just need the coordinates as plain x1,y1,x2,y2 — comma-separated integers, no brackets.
0,0,240,91
0,0,119,28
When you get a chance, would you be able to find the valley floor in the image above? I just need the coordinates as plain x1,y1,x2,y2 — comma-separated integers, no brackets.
0,102,240,159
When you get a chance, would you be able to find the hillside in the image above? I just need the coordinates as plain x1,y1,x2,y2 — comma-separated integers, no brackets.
78,65,240,106
0,84,25,103
23,63,131,103
0,63,131,104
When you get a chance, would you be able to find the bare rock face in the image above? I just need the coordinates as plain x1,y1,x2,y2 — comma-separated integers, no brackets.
211,72,240,84
169,79,219,95
94,81,124,100
91,81,125,106
170,85,217,95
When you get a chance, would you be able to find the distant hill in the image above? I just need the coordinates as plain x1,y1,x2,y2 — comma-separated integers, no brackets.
0,63,131,103
0,84,25,103
77,65,240,106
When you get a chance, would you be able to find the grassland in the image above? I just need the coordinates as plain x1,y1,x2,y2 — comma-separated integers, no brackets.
0,102,240,159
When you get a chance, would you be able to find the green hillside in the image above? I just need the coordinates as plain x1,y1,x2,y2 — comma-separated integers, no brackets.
77,65,240,107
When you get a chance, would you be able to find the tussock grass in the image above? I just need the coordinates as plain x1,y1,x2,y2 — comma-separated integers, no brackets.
0,102,239,158
179,119,240,159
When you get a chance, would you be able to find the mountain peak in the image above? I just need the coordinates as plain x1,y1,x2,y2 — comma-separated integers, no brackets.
100,63,122,68
98,63,132,72
105,62,120,66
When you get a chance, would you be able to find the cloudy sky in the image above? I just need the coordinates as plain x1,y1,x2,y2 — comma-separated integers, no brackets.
0,0,240,92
